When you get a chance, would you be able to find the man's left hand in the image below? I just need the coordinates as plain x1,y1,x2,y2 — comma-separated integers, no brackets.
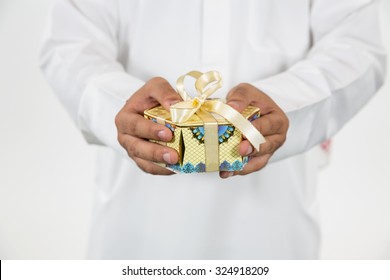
220,83,289,178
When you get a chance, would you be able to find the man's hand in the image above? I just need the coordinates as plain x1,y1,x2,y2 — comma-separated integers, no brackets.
115,77,182,175
220,83,289,178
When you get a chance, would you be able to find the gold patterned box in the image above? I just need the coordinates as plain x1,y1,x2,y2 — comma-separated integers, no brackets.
144,105,261,173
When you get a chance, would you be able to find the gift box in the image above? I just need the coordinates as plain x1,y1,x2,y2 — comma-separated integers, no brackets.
145,105,261,173
144,71,265,173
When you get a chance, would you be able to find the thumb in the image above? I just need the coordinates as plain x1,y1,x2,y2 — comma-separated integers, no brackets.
226,84,251,113
147,77,183,112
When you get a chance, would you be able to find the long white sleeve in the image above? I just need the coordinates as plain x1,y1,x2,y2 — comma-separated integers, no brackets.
39,0,144,156
252,0,386,161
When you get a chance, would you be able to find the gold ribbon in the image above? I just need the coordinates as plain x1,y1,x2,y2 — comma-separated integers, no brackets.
170,71,266,171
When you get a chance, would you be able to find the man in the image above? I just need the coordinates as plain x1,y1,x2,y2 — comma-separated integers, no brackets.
40,0,385,259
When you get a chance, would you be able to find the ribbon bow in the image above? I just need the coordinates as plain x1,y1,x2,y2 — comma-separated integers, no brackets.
171,71,223,123
171,70,265,149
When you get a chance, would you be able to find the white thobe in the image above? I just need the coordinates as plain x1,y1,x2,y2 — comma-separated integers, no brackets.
39,0,386,259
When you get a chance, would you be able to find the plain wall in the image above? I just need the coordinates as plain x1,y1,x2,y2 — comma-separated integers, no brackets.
0,0,389,259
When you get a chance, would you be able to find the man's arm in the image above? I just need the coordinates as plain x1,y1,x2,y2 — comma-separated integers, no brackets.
39,0,143,157
252,0,386,161
39,0,184,174
222,0,386,177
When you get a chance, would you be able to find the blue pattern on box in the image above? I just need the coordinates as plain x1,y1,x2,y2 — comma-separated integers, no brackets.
167,160,244,173
150,118,175,132
190,125,235,144
232,160,243,170
249,114,260,122
195,163,206,172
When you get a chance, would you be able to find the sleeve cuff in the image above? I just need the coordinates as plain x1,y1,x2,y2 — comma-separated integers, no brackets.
78,72,145,157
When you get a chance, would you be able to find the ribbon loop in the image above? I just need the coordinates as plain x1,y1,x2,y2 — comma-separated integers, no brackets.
170,71,265,152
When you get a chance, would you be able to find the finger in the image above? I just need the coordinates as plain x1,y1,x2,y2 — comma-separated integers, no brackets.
225,84,251,113
126,77,182,114
219,171,234,179
234,154,272,176
119,135,178,164
126,91,160,113
260,134,285,155
133,157,175,175
221,128,286,178
237,113,285,157
251,113,285,136
116,113,173,141
238,140,254,156
239,133,285,158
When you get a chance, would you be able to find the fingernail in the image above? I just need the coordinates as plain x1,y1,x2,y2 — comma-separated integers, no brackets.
163,153,172,164
227,101,240,111
246,145,253,155
158,130,168,140
220,172,227,179
221,171,234,179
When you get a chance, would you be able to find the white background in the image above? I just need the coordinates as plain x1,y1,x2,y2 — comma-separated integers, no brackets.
0,0,389,259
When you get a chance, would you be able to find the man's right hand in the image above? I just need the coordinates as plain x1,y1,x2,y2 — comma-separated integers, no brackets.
115,77,182,175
